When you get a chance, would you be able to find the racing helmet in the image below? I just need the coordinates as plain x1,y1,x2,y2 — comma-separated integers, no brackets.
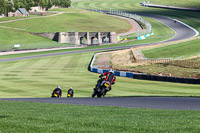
109,69,114,73
70,87,73,89
57,85,61,89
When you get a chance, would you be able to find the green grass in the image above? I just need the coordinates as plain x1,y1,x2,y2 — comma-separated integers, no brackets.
0,52,199,98
0,10,131,45
0,12,130,33
49,8,85,12
143,38,200,58
148,0,200,8
0,17,25,22
1,101,200,132
72,0,200,33
0,27,59,45
72,0,200,9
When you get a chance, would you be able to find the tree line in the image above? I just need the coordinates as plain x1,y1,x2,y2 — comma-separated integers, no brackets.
0,0,71,14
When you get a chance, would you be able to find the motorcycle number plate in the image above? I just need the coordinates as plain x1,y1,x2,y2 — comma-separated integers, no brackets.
104,83,109,88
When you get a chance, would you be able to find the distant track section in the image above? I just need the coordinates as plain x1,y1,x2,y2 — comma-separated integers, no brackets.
0,14,197,63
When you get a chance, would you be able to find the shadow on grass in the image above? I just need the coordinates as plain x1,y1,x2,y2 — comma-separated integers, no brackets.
0,115,10,119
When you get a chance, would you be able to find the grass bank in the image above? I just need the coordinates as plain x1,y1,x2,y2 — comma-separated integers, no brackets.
143,38,200,58
1,101,200,132
0,27,58,45
0,12,130,33
0,9,131,45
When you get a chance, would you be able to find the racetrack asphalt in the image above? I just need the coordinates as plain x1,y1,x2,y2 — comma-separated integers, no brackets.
0,13,199,110
1,97,200,110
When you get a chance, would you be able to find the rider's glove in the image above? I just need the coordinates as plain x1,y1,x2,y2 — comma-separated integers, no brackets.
99,74,103,78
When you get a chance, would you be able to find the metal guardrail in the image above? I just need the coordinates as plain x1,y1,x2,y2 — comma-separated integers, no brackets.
0,43,76,52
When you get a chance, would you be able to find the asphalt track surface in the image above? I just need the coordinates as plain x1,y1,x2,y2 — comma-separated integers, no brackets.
1,97,200,110
0,14,199,110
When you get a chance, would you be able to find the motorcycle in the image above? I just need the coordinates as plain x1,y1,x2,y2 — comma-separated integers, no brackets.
67,89,73,98
51,91,61,98
92,77,110,98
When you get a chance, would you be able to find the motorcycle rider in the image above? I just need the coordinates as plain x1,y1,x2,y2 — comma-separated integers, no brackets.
99,69,116,92
67,87,74,97
52,85,62,98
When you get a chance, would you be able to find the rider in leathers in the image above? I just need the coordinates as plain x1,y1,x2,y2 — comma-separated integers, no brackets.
98,69,116,92
67,87,74,97
52,85,62,98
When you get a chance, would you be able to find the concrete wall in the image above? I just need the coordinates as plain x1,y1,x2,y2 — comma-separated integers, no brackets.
33,32,117,45
32,32,59,42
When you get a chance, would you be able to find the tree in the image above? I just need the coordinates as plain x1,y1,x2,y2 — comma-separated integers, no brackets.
59,0,71,8
52,0,60,6
33,0,40,6
38,0,47,9
26,0,35,10
46,0,53,10
13,0,21,10
0,0,7,14
7,0,14,12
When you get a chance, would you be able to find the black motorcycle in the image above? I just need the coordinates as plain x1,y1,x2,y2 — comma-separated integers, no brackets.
92,77,110,98
67,89,73,98
51,91,61,98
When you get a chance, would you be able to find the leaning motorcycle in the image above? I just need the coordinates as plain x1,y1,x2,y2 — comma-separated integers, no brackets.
67,91,73,98
92,78,110,98
51,91,61,98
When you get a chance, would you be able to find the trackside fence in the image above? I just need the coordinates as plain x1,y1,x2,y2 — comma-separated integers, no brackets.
0,43,76,52
132,49,200,69
135,58,200,69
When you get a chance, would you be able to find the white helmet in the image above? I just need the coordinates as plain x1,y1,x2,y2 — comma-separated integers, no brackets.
57,85,61,89
70,87,73,89
109,69,114,73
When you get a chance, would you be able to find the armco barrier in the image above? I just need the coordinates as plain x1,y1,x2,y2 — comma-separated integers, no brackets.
90,53,200,84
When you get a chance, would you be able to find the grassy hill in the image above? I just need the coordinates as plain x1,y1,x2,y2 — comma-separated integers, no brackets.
0,9,131,45
72,0,200,33
0,12,130,33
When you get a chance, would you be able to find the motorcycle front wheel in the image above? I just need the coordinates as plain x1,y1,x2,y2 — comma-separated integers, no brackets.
92,90,97,97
